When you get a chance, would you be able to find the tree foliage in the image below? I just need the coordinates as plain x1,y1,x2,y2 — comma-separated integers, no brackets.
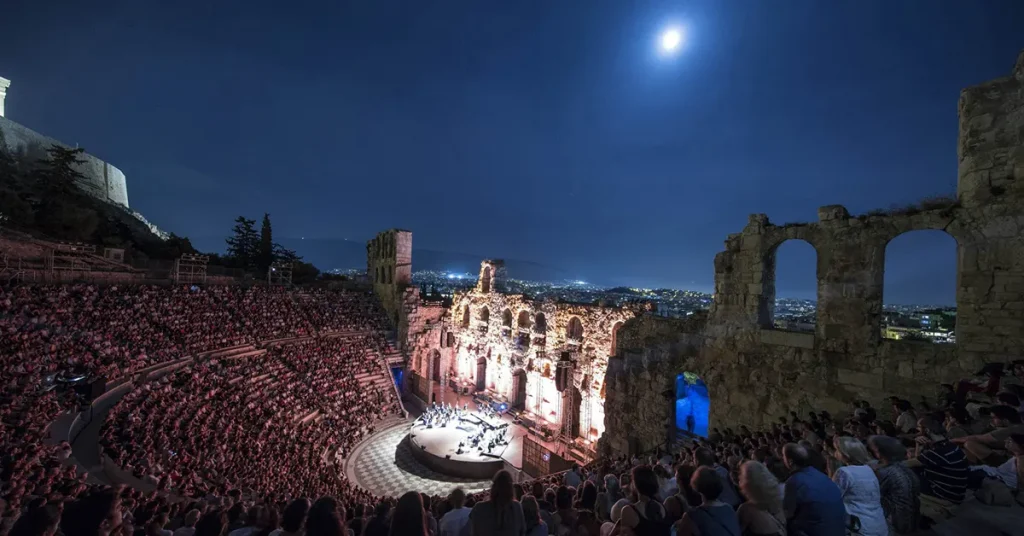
0,136,325,284
258,213,274,274
225,216,259,270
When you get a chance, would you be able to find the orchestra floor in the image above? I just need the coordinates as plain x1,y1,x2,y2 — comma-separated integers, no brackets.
345,391,564,497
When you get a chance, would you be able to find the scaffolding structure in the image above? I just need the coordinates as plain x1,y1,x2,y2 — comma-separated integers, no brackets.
579,355,593,444
172,254,209,285
0,250,26,283
46,243,96,280
267,261,293,286
555,354,576,456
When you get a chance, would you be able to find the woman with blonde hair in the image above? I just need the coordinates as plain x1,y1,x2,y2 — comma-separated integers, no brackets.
832,436,888,536
736,461,786,535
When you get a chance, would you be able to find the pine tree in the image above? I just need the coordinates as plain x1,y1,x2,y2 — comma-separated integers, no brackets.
225,216,258,270
258,213,274,274
34,145,86,201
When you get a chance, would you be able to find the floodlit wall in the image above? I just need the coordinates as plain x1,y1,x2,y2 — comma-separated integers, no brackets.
0,115,129,208
600,51,1024,456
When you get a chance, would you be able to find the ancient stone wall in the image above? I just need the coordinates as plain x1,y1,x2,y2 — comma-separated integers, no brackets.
601,51,1024,457
0,115,129,208
422,260,639,446
366,229,412,330
958,50,1024,208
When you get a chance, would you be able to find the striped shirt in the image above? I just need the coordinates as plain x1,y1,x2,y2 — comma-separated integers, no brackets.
919,440,968,502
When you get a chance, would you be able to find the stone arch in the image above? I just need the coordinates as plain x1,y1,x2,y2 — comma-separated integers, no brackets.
502,309,513,328
533,312,548,347
534,313,547,334
461,304,471,328
567,316,584,342
675,372,710,438
517,310,532,331
481,266,492,293
881,229,958,343
758,238,819,331
511,369,528,409
479,306,490,333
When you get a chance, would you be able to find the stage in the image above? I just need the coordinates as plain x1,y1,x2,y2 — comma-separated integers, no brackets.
408,405,519,479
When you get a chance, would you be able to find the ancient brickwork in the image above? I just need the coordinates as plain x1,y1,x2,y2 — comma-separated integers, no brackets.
411,260,641,446
366,229,412,328
958,51,1024,208
601,51,1024,457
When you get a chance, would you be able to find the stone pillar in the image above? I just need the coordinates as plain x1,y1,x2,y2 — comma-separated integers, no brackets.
815,234,884,353
957,50,1024,208
0,77,9,117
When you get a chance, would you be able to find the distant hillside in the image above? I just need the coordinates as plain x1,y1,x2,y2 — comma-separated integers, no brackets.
275,237,570,282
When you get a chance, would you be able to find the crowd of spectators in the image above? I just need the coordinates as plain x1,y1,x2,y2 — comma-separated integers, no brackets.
99,337,400,503
0,283,398,536
4,281,1024,536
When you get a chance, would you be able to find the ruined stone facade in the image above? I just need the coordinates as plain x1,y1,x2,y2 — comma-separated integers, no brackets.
405,260,638,448
366,229,412,329
600,51,1024,456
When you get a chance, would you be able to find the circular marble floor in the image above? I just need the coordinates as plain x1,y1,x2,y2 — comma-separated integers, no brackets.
345,421,492,497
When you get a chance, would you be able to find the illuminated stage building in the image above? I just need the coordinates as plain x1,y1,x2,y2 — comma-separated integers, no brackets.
408,260,637,461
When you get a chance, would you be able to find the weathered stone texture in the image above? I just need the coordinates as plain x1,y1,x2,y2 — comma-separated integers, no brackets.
432,261,639,443
958,50,1024,208
366,229,412,327
601,52,1024,457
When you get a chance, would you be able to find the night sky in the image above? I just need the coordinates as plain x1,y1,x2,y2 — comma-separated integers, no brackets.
3,1,1022,304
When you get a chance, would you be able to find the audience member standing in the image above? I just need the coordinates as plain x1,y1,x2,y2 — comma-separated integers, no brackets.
469,471,526,536
439,488,471,536
390,492,428,536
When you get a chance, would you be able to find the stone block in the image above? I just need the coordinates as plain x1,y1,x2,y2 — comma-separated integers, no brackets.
759,329,815,349
818,205,850,222
837,368,882,389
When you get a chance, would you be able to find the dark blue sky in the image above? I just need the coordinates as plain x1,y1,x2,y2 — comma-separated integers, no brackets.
2,0,1021,304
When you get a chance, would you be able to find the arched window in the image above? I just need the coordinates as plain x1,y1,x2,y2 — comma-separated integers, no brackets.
533,312,547,348
534,313,547,334
461,305,471,328
517,311,532,332
883,230,957,344
611,321,624,354
675,372,710,438
760,239,818,332
481,266,492,293
567,317,584,342
502,309,513,328
479,307,490,333
387,266,393,284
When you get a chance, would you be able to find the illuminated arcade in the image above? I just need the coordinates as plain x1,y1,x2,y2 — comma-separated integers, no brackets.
407,260,637,462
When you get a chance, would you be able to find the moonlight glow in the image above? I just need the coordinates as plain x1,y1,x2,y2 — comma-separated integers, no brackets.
659,26,684,55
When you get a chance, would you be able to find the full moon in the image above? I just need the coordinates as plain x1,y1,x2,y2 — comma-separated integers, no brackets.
660,27,683,53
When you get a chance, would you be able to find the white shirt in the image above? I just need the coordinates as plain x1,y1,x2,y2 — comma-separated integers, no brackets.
833,465,888,536
975,457,1019,490
439,506,472,536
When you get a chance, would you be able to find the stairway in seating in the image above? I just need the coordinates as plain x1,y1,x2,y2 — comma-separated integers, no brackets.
377,332,408,418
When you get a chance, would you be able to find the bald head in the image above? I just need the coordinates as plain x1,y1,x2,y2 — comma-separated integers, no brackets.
783,443,810,469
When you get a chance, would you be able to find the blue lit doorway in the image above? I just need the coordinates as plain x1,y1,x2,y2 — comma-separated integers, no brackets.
675,372,709,438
